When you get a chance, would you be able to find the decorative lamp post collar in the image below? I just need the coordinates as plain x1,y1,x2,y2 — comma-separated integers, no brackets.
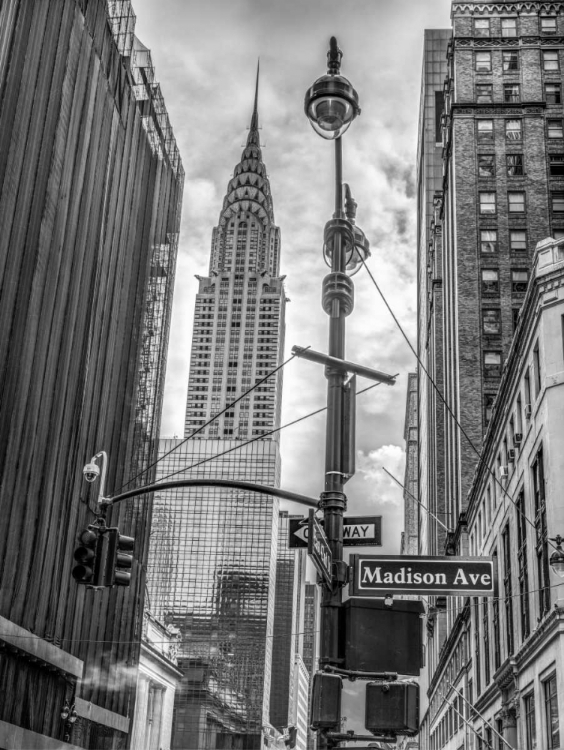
304,36,361,140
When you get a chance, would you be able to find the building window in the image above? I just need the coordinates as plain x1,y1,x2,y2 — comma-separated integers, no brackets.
482,269,499,293
506,154,524,176
502,525,515,655
477,84,493,103
504,83,520,102
501,17,517,36
533,342,542,397
481,229,498,253
524,692,536,750
543,50,560,71
512,269,528,292
549,154,564,175
516,490,531,640
485,393,496,423
483,309,501,335
478,154,496,176
510,230,527,251
508,191,525,212
541,16,557,34
544,675,560,749
480,192,497,213
506,119,522,140
502,50,519,71
476,51,492,72
492,550,501,669
546,83,562,104
478,119,494,141
552,191,564,212
474,599,482,695
484,351,502,378
475,18,490,36
532,446,551,618
482,599,491,685
548,119,564,139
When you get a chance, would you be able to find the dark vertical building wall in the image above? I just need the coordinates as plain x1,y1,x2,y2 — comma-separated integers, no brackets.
269,513,305,732
416,29,451,561
0,1,183,746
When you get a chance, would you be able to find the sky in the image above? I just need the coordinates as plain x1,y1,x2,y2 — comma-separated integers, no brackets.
131,0,452,559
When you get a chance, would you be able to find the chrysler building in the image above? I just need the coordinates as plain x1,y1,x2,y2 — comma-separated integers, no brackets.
184,68,285,441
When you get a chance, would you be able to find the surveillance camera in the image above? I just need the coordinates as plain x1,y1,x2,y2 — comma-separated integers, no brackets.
83,462,100,483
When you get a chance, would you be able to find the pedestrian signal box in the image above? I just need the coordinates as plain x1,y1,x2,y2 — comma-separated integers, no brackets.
310,672,342,729
365,681,419,736
339,598,424,675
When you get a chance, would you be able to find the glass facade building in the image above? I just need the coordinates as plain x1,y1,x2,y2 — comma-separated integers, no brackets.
148,72,287,750
270,513,306,731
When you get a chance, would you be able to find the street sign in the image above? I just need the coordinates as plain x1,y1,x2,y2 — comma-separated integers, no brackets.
350,555,497,597
308,510,332,584
289,515,382,548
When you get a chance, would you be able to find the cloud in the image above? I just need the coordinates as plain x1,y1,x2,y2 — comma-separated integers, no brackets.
357,444,406,505
131,0,453,553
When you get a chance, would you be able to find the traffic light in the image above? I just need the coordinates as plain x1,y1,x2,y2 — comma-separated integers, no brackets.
365,681,419,736
311,672,342,729
103,527,134,586
72,526,102,585
284,727,297,748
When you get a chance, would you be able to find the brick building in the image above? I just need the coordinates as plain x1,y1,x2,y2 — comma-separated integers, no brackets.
416,2,564,749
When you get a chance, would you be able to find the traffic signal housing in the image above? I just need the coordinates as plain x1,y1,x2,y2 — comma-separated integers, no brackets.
103,527,134,587
311,672,342,730
72,526,102,585
365,681,419,737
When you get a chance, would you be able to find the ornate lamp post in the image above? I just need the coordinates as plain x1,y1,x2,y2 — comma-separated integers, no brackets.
304,37,371,747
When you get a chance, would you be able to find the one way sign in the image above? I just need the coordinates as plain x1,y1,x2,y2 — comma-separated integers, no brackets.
288,516,382,548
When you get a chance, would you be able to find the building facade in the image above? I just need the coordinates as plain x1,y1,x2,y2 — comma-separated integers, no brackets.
147,77,288,750
131,612,183,750
417,3,564,748
0,2,182,747
303,583,319,750
422,237,564,749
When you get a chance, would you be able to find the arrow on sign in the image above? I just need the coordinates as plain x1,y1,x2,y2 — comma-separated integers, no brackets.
288,516,382,548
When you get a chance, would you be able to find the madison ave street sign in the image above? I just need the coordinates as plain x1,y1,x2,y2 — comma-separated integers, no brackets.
289,515,382,548
350,555,497,597
308,510,332,585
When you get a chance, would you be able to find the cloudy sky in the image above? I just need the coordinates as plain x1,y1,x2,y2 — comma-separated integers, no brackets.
132,0,452,557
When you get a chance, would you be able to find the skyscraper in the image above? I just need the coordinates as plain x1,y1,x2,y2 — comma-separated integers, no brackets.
184,67,285,442
419,4,561,540
147,70,287,750
0,1,183,747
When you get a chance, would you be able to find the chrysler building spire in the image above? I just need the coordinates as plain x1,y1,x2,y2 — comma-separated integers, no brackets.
210,66,278,277
248,59,260,144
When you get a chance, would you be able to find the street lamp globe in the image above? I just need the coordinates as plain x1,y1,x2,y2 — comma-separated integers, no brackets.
304,37,360,140
549,536,564,578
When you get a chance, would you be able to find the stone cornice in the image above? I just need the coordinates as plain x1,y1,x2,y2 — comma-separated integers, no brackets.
453,2,564,15
451,102,546,115
455,35,564,46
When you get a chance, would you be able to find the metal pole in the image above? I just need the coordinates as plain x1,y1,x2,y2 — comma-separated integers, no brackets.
319,135,349,749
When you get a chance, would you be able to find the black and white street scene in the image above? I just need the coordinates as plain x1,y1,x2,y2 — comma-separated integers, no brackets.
2,1,564,749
